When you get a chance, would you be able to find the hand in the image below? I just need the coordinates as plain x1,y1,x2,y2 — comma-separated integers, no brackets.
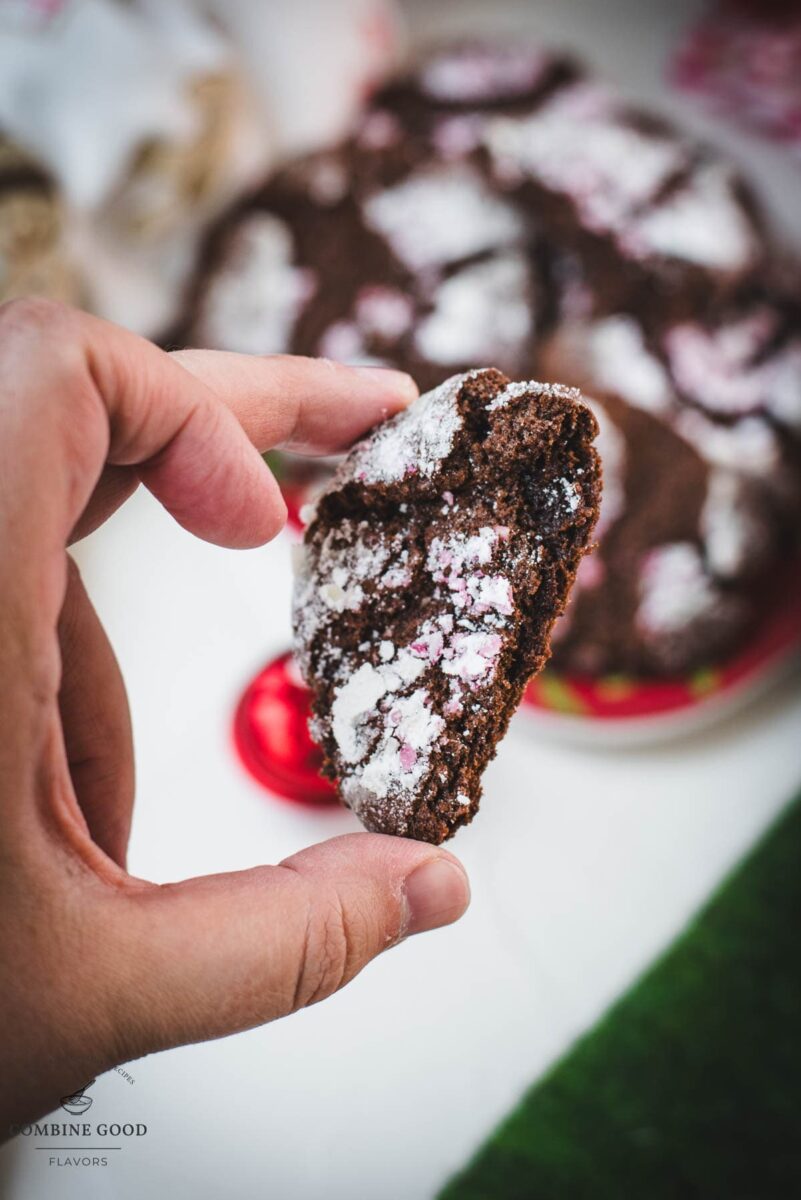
0,298,471,1133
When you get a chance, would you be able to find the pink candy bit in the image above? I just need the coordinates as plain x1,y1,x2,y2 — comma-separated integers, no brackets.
410,631,445,661
479,634,503,659
399,743,418,771
444,696,463,716
670,9,801,157
358,109,402,150
494,525,510,540
443,630,503,682
432,115,484,160
442,491,455,506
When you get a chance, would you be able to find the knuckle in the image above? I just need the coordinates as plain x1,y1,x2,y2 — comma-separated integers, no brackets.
0,295,70,340
291,886,360,1011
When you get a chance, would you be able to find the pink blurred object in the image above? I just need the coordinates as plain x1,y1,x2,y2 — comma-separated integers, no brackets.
671,2,801,160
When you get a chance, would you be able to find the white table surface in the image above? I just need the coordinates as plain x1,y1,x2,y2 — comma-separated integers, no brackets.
3,2,801,1197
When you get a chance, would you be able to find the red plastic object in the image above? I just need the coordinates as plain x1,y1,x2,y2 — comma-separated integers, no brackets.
233,651,338,806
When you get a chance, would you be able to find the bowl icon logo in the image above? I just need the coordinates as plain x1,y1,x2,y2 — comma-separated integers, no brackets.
59,1080,95,1116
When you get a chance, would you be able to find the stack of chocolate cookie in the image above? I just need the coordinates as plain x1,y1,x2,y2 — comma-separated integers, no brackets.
175,42,801,680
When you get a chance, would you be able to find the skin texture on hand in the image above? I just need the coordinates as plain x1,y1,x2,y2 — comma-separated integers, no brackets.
0,298,470,1135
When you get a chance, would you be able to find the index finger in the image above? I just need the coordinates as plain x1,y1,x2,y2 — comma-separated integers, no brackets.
0,299,283,667
71,350,418,542
170,350,418,455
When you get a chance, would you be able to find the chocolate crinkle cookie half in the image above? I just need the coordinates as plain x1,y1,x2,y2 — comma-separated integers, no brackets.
292,368,601,843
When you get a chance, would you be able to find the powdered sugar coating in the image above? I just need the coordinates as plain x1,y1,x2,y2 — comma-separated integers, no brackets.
637,542,725,636
486,378,581,412
355,286,415,341
332,655,429,764
293,521,410,664
318,285,415,364
666,313,801,431
582,316,674,415
198,213,315,354
323,518,521,826
420,44,551,103
339,372,467,486
431,114,485,160
673,407,782,478
362,164,525,272
414,252,533,368
485,83,686,236
622,163,758,270
700,470,765,579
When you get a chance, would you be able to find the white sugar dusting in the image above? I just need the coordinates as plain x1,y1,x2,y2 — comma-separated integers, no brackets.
637,543,722,635
332,654,428,764
315,515,527,830
485,84,686,236
486,378,581,412
623,164,758,270
355,286,415,341
584,316,673,414
199,213,315,354
673,408,782,478
341,373,467,486
666,314,801,431
700,470,764,580
292,522,409,658
415,252,533,368
420,44,549,103
362,164,525,272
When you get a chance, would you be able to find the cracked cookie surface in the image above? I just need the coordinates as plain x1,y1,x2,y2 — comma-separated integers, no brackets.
293,368,601,842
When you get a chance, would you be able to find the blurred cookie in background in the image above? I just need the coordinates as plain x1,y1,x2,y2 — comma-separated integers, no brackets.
173,40,801,685
370,43,768,320
173,134,542,394
540,301,800,676
0,132,80,305
0,0,403,336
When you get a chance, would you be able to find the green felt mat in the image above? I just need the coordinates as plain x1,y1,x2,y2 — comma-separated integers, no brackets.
441,792,801,1200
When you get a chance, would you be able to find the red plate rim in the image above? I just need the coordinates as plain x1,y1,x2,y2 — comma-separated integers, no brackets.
523,557,801,723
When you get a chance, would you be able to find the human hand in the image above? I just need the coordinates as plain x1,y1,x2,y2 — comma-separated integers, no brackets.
0,299,471,1132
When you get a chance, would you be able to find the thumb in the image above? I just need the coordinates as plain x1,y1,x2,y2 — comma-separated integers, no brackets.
105,834,470,1057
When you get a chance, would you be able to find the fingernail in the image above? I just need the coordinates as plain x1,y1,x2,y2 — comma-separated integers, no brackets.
353,366,418,405
402,855,470,936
